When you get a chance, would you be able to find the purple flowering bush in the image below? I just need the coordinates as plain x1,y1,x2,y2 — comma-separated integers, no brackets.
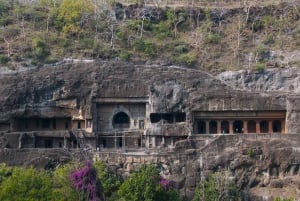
159,177,176,191
70,161,105,201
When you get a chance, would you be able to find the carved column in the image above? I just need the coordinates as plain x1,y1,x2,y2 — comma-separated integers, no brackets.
205,120,210,134
268,120,273,133
229,120,234,134
282,120,286,134
217,120,222,134
256,121,261,134
243,120,248,134
193,120,198,134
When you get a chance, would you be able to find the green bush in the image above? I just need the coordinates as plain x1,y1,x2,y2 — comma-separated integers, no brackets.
0,55,9,64
174,44,188,53
0,167,54,201
255,63,265,73
132,39,157,56
32,38,50,61
79,37,94,49
192,172,241,201
251,19,264,32
153,21,172,40
205,33,221,44
119,51,130,61
247,148,256,158
143,40,157,56
274,197,294,201
174,52,197,67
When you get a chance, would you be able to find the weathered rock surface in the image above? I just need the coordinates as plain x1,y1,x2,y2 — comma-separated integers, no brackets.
217,67,300,93
0,62,300,200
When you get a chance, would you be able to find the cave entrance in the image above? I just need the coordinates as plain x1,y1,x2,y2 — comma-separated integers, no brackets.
221,120,229,134
233,120,243,133
272,120,282,133
197,120,206,134
209,121,217,134
113,112,130,129
260,120,268,133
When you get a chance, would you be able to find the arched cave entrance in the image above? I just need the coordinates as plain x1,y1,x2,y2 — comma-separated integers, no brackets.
233,120,243,133
272,120,282,133
197,120,206,134
113,112,130,129
221,120,229,134
260,120,268,133
209,121,217,134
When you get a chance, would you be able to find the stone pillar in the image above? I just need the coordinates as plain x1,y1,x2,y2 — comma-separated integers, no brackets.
282,120,286,134
64,136,67,148
217,120,221,134
256,121,261,134
268,120,273,133
243,120,248,134
205,120,210,134
229,120,234,134
152,136,156,147
193,120,198,134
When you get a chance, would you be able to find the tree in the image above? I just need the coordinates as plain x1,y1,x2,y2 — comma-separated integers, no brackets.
192,171,241,201
56,0,93,37
118,164,182,201
94,161,122,197
71,161,105,201
0,27,20,57
32,37,50,61
166,8,185,38
52,163,80,201
0,167,54,201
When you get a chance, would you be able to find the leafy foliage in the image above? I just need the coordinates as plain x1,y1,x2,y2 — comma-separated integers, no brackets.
118,164,182,201
71,161,105,201
192,172,241,201
32,37,50,61
0,167,53,201
56,0,93,36
52,163,80,201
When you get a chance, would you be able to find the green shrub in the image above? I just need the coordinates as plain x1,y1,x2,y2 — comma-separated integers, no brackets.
12,55,22,62
79,37,94,49
0,55,9,64
133,39,145,51
255,63,265,73
143,40,156,56
132,39,157,56
119,51,130,61
274,197,294,201
247,148,255,158
174,52,197,67
251,20,264,32
174,44,188,53
153,21,172,40
192,172,241,201
32,38,50,61
205,33,221,44
45,58,58,64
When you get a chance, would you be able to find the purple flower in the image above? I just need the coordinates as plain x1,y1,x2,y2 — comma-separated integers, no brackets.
159,176,176,190
71,161,101,201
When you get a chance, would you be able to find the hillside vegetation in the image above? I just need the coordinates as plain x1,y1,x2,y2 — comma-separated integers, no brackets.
1,0,300,73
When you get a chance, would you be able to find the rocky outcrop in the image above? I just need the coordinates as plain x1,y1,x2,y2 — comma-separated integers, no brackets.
217,67,300,93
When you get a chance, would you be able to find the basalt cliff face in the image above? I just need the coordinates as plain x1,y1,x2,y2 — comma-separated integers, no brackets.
0,62,300,200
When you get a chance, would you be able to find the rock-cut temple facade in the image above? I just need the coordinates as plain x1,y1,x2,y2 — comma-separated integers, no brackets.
0,62,299,150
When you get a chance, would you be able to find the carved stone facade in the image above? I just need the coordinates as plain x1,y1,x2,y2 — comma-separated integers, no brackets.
0,62,297,150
